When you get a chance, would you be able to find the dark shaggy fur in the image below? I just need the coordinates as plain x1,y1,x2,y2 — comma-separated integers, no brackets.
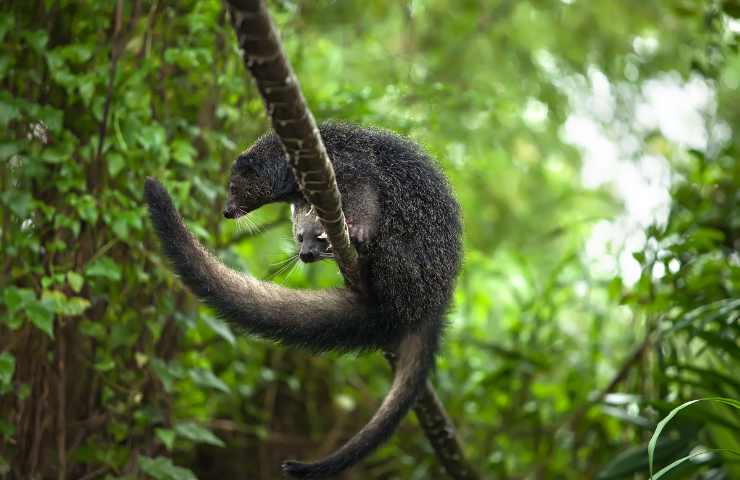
144,123,462,478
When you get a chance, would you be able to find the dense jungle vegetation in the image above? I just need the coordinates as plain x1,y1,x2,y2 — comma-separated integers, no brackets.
1,0,738,479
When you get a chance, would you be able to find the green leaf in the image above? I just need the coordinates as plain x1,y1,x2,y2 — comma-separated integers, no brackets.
0,96,20,127
78,78,95,106
66,271,84,293
172,139,196,166
2,190,33,218
174,422,225,447
202,315,235,345
74,195,98,223
94,357,115,372
22,30,48,53
156,428,176,451
107,152,125,177
136,125,166,152
78,320,106,338
85,257,122,281
41,290,90,316
112,218,129,239
188,368,230,393
0,352,15,394
138,456,197,480
0,286,37,330
64,44,94,63
36,105,63,134
151,358,185,393
0,141,19,160
3,287,36,313
648,398,740,478
27,302,54,338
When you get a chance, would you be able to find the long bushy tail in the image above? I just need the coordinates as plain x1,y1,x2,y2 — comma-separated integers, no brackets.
282,321,438,479
144,177,380,352
144,178,438,477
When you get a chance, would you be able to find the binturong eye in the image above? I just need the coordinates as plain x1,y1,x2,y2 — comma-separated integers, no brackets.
317,232,328,241
297,233,303,242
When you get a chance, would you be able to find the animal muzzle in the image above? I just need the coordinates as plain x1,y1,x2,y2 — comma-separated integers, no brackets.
223,204,241,219
299,251,320,263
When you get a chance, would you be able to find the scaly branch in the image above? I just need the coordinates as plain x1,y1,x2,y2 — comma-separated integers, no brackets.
224,1,480,478
224,0,361,291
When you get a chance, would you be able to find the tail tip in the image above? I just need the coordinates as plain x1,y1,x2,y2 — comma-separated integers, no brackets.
143,177,171,211
144,176,163,197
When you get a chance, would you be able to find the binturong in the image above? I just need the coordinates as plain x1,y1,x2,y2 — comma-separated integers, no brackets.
144,123,462,479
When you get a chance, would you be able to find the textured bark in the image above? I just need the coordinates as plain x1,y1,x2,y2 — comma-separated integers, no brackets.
414,381,481,480
386,352,481,480
224,2,480,478
224,0,361,290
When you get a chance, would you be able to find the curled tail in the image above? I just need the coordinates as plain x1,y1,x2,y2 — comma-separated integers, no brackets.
144,177,382,352
282,322,438,479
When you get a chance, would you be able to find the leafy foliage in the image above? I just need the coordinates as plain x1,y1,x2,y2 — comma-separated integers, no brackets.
0,1,737,479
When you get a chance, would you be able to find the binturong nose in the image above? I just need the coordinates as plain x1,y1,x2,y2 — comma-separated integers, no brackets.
299,250,318,263
223,205,237,219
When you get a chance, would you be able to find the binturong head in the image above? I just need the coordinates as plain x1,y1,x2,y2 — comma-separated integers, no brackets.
291,202,333,264
223,133,299,219
222,164,274,219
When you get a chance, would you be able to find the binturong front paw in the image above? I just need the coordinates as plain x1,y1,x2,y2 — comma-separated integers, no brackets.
347,221,370,246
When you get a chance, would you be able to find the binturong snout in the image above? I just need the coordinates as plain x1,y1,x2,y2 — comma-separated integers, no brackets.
223,203,239,219
299,248,320,263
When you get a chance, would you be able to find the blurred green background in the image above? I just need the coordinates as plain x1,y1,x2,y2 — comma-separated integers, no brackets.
1,1,738,479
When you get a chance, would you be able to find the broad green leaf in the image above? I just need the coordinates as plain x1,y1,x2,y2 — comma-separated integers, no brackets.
138,456,197,480
202,315,235,345
66,271,84,293
26,302,54,338
112,218,129,239
85,257,122,281
137,125,166,152
78,78,95,105
174,422,225,447
188,368,230,393
2,190,33,218
22,30,48,53
151,358,185,393
74,195,98,223
156,428,176,451
41,290,90,316
0,96,19,126
3,287,36,313
107,152,125,177
172,139,196,166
